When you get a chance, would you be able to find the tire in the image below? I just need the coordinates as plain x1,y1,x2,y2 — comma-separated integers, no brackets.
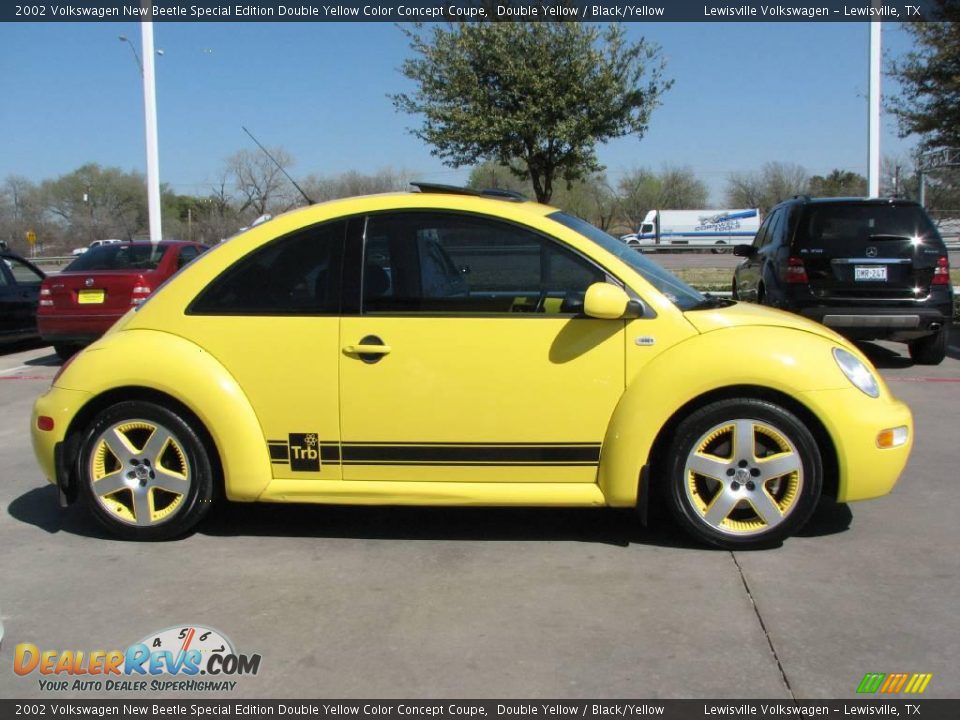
54,343,82,361
665,399,823,550
77,400,215,540
908,327,948,365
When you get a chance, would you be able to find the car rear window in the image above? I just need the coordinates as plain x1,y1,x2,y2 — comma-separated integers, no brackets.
67,244,167,271
797,205,942,253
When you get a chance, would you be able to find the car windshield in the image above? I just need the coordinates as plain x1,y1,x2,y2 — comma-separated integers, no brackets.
548,211,705,310
67,244,166,271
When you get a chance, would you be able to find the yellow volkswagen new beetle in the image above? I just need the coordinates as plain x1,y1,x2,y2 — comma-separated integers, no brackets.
31,185,913,548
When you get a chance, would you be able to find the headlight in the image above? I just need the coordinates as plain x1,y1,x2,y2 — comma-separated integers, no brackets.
832,347,880,398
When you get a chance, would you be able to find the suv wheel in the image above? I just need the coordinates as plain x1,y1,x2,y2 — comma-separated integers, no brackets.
908,326,948,365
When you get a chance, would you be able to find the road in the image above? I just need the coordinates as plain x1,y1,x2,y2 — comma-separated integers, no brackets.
0,335,958,699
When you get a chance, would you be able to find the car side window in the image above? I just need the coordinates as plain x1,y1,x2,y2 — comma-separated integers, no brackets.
188,221,345,316
752,215,772,248
774,208,795,249
362,212,605,315
6,257,43,285
177,246,200,269
758,210,782,249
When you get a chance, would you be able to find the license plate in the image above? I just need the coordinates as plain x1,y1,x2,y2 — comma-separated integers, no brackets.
77,289,105,304
854,266,887,281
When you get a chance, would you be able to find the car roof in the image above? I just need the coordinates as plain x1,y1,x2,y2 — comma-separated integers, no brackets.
258,188,557,231
775,196,923,210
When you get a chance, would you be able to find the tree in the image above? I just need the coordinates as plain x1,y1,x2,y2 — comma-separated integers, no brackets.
0,176,45,253
39,164,148,244
393,22,672,203
887,1,960,152
807,169,867,197
302,168,411,203
466,160,532,196
618,166,708,228
226,147,297,219
551,173,619,231
725,162,809,212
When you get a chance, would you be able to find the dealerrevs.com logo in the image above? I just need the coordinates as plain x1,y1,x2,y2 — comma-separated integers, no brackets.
14,625,261,693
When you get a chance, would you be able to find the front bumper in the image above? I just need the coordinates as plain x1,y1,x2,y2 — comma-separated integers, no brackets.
801,387,913,502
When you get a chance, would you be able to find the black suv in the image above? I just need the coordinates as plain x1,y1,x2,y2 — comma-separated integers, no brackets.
732,197,953,364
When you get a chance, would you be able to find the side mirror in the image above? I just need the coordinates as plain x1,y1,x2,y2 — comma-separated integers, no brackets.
583,283,630,320
733,244,757,258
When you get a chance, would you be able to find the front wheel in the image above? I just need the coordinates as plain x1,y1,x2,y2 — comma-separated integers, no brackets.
908,327,948,365
665,399,822,549
77,401,215,540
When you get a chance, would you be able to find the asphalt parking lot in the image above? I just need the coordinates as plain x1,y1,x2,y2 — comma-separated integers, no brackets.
1,331,958,700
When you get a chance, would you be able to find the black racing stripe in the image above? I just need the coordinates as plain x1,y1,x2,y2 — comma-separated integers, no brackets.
340,461,598,467
321,445,341,462
341,443,600,465
268,443,289,461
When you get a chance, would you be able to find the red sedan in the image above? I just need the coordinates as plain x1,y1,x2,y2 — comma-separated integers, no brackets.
38,241,208,359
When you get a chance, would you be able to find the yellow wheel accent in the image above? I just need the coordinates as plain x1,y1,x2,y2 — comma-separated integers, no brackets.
88,419,192,527
683,418,803,537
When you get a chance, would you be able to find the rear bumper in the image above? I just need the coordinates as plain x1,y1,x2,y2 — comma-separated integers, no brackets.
795,303,951,341
38,313,123,343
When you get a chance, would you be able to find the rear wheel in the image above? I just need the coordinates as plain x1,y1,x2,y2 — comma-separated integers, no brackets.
53,343,83,361
77,401,214,540
908,327,948,365
665,399,822,549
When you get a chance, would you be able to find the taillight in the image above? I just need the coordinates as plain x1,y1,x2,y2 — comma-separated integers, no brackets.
131,277,152,305
39,286,53,307
932,256,950,286
784,257,809,284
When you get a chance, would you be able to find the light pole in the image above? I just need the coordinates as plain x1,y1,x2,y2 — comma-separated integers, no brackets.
119,34,164,73
867,19,881,198
119,28,163,241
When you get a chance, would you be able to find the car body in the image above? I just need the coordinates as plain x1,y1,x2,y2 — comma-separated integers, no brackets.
31,187,913,548
71,238,124,256
0,251,45,345
732,197,953,364
38,241,208,359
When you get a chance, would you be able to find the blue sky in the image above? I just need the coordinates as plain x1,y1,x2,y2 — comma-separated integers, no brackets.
0,21,919,204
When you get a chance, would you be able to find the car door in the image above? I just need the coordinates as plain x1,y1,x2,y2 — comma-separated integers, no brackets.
0,256,43,339
339,211,626,484
181,219,349,482
738,211,780,301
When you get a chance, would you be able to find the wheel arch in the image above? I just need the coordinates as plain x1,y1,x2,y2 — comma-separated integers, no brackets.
643,385,839,506
61,387,226,505
51,329,272,502
597,326,847,509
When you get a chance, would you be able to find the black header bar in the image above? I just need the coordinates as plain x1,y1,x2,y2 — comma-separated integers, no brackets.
2,0,952,23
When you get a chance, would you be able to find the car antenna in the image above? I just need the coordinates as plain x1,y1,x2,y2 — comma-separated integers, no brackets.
241,126,315,206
